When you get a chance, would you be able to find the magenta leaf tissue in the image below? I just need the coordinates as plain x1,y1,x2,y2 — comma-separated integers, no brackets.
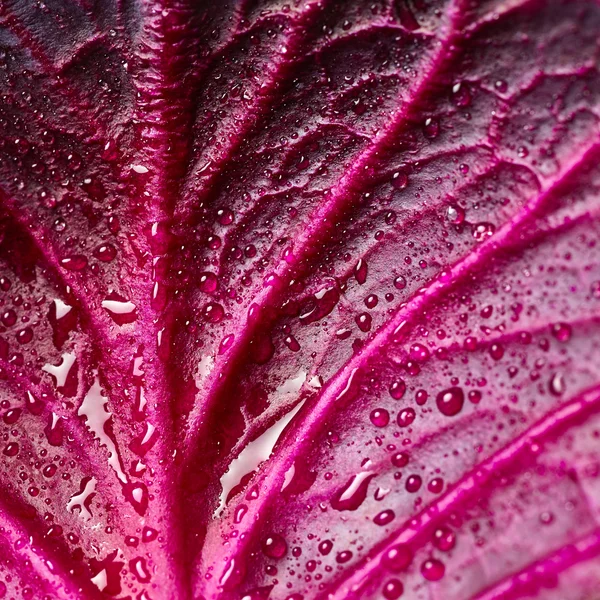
0,0,599,598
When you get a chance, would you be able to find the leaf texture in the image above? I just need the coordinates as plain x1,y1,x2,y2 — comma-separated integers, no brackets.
0,0,599,599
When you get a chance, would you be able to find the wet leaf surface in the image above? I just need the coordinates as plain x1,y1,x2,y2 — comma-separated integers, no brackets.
0,0,599,598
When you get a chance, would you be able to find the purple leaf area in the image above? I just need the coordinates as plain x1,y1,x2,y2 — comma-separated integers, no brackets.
0,0,600,599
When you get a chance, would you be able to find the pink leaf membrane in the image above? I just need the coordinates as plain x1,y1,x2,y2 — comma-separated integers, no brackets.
0,0,599,598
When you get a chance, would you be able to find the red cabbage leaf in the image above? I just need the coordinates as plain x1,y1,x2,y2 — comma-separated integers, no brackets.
0,0,599,599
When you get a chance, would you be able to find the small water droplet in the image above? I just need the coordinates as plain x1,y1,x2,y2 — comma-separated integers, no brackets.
373,509,395,526
392,171,409,190
549,372,565,396
472,222,495,242
446,204,465,225
432,526,456,551
550,322,572,342
428,477,444,494
423,118,440,139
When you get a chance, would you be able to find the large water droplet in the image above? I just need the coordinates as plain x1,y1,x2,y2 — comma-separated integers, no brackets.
381,544,413,572
354,259,368,284
262,533,287,559
370,408,390,427
436,387,464,417
397,407,415,428
383,579,404,599
421,558,445,581
331,471,375,511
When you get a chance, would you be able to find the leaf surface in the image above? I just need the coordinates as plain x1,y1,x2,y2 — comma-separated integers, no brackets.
0,0,599,599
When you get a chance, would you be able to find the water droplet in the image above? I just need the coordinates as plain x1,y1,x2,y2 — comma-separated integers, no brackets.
102,298,137,325
217,208,234,225
67,477,96,521
415,389,428,406
16,327,33,344
392,171,408,190
405,474,422,493
3,408,21,424
409,343,429,362
60,255,88,271
421,558,445,581
428,477,444,494
43,464,57,478
93,244,117,262
142,527,158,542
284,335,300,352
318,539,333,555
381,544,413,572
383,579,404,599
472,222,495,242
389,380,406,400
549,372,565,396
1,309,16,326
452,82,471,107
468,390,482,404
436,387,464,417
464,336,478,351
373,509,395,526
262,533,287,559
331,471,375,511
550,322,572,342
364,294,378,309
394,276,407,290
494,79,508,93
203,302,225,323
354,260,368,284
423,118,440,139
299,287,340,324
446,204,465,225
489,343,504,361
433,526,456,551
198,272,218,293
391,452,409,468
130,557,150,583
3,442,19,457
397,408,415,428
356,312,372,332
336,550,353,564
370,408,390,427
